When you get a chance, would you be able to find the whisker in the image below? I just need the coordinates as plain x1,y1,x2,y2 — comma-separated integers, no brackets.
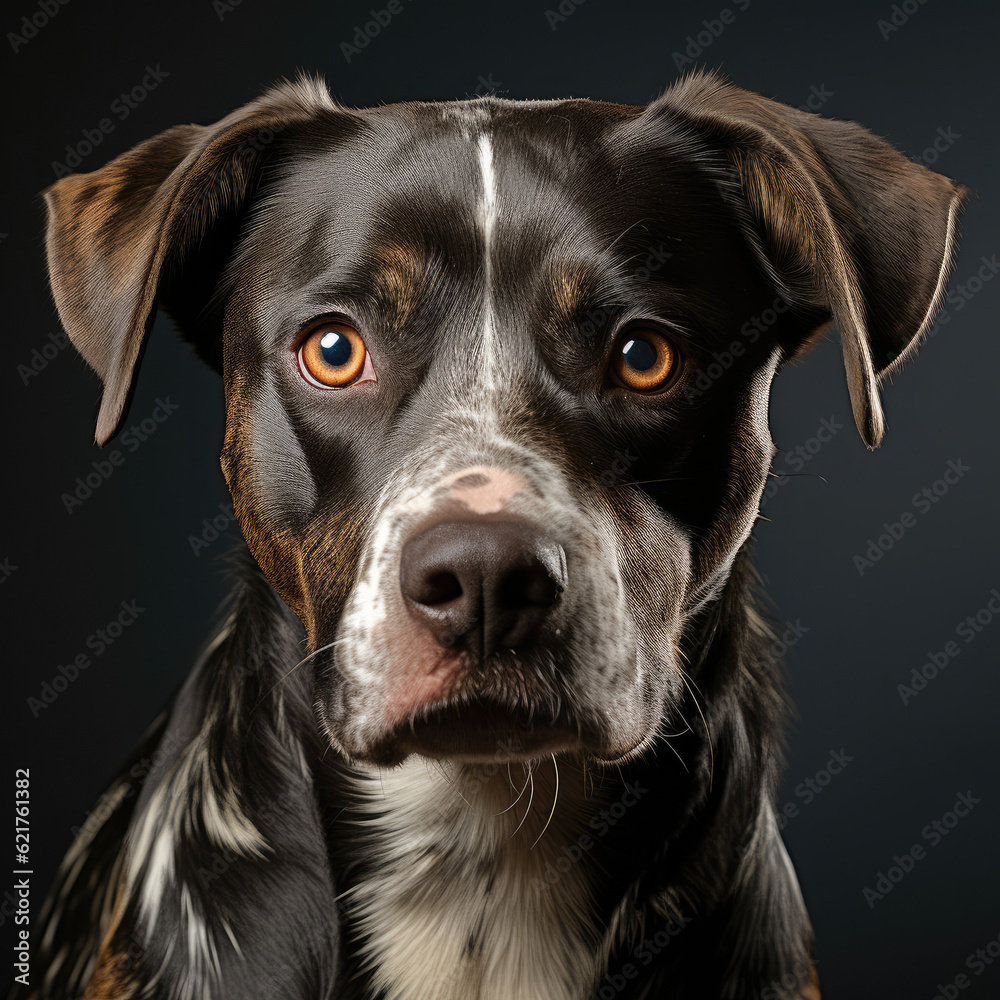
604,217,650,255
510,763,535,839
496,764,532,816
660,720,694,737
530,755,560,850
611,476,693,488
677,668,714,791
249,638,347,716
773,472,829,483
658,717,691,774
442,761,474,809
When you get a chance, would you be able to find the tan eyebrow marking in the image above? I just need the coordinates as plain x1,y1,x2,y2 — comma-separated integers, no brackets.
372,241,427,326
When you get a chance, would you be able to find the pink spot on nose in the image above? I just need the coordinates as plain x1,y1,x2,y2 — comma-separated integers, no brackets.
443,466,529,515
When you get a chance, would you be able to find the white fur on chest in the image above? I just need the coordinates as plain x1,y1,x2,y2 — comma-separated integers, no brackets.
345,758,607,1000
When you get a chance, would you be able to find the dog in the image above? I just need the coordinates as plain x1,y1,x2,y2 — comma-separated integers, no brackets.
21,70,966,1000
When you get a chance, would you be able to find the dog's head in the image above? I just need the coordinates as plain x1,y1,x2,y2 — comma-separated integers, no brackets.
45,72,965,767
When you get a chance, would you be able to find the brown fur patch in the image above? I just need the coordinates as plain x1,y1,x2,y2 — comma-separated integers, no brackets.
372,241,428,328
549,261,589,323
81,877,137,999
800,962,822,999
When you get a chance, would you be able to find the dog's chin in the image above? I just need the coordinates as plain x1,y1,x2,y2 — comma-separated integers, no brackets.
329,698,654,768
350,701,583,767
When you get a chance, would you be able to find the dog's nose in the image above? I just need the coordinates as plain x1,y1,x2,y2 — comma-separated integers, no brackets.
399,521,565,659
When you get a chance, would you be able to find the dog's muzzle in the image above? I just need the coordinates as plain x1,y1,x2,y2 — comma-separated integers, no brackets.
319,457,650,766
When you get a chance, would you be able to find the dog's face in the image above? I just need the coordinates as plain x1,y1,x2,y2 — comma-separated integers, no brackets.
44,73,965,768
217,99,785,767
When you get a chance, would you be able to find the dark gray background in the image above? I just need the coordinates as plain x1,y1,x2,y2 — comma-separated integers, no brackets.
3,1,997,997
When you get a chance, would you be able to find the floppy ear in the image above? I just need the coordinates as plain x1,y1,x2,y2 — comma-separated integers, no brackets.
647,70,969,448
43,76,345,446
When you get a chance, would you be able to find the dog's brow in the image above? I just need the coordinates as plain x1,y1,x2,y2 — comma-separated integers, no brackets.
546,261,617,323
367,242,428,327
550,262,590,321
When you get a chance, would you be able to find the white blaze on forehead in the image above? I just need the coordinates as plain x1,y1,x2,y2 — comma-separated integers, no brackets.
477,131,496,240
476,131,500,394
444,465,528,514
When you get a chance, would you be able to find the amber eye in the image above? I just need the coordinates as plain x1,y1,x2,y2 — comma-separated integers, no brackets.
296,322,373,388
610,328,678,392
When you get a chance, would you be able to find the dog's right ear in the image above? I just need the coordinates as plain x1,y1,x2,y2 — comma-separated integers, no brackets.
644,70,969,448
44,77,346,446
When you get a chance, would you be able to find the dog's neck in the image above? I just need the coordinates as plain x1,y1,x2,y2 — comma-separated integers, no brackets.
336,758,612,1000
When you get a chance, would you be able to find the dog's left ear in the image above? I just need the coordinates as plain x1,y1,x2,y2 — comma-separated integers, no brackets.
645,71,970,447
43,76,348,446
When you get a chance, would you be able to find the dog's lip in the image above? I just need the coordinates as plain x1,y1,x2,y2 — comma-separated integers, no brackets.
373,699,585,764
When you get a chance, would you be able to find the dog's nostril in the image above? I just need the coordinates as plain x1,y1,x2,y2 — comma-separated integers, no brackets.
399,521,564,658
418,571,463,606
502,566,562,607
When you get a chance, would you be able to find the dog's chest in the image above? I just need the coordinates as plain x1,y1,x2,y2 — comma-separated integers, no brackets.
345,760,608,1000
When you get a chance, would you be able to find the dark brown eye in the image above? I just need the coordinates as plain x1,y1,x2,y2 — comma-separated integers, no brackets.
610,328,678,392
296,322,374,388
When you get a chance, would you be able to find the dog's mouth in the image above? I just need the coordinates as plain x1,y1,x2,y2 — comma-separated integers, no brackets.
361,698,586,767
318,639,660,768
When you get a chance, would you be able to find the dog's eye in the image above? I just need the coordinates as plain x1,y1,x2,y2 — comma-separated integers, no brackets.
297,322,374,389
610,329,678,392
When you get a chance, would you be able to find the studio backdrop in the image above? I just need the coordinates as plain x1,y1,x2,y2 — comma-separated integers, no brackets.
3,2,997,998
